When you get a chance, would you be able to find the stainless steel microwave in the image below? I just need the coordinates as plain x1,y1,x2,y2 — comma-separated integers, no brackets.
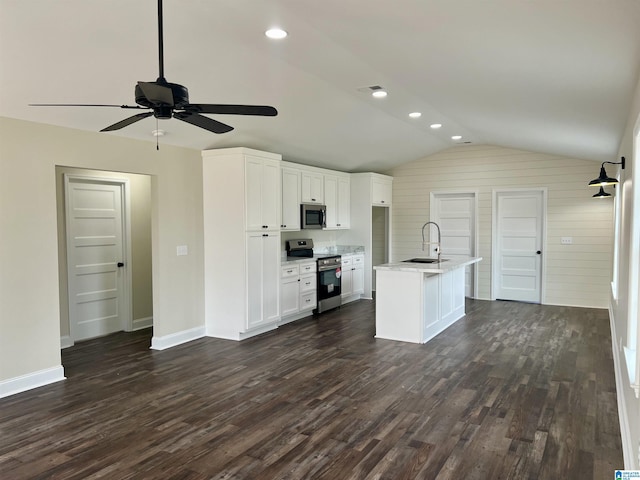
301,204,326,229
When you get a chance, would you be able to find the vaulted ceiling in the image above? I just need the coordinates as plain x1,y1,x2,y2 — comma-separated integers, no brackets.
2,0,640,171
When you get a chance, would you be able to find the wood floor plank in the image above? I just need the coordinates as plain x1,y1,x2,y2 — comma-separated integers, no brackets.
0,299,624,479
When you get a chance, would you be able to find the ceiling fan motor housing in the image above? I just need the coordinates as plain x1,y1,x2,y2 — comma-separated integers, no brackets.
135,81,190,118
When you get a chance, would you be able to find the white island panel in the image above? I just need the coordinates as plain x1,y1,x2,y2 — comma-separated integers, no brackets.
375,270,424,343
374,256,481,344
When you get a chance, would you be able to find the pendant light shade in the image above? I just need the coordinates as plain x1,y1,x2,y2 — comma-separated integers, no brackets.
588,157,625,187
592,186,612,198
588,165,618,187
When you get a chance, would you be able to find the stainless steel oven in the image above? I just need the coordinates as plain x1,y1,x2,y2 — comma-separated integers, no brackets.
315,255,342,313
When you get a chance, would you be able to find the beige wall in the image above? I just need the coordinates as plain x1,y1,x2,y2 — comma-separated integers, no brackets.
0,117,203,382
387,145,614,308
55,167,153,339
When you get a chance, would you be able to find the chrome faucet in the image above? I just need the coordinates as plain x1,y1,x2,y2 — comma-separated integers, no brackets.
421,221,441,261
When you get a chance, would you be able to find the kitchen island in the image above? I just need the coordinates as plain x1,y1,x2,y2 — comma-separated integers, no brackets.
373,256,482,344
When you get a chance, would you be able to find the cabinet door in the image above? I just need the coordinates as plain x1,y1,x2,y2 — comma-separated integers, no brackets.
245,158,264,231
262,233,281,324
281,277,300,316
247,232,280,329
324,174,338,229
372,178,392,206
261,158,281,230
341,256,353,297
301,171,324,203
281,167,301,230
245,157,281,231
337,175,350,229
341,268,353,297
353,265,364,295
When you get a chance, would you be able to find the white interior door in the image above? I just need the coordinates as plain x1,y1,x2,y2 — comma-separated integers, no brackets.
494,189,544,303
65,176,129,341
430,192,477,298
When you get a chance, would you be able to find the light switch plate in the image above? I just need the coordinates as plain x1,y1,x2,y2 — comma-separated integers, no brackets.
177,245,188,256
561,237,573,245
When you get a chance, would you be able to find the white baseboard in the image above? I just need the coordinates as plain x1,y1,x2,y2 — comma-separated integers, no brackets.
150,326,205,350
132,316,153,331
0,365,66,399
609,305,635,469
60,335,74,349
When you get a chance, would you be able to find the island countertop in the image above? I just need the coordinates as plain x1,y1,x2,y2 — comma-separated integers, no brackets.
374,256,482,274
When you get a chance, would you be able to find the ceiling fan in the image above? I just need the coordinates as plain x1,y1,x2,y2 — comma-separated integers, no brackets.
30,0,277,134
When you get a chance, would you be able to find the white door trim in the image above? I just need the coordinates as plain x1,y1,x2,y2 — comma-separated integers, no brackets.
429,189,479,299
64,174,133,338
491,187,547,303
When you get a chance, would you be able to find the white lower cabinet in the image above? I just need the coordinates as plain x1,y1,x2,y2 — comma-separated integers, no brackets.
247,232,281,329
280,265,300,317
280,260,317,323
341,254,364,303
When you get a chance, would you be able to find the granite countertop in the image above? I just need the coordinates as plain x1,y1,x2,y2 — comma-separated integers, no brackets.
374,256,482,274
281,245,365,265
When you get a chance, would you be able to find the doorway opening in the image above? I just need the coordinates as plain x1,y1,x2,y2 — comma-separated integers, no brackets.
372,206,390,293
56,167,153,348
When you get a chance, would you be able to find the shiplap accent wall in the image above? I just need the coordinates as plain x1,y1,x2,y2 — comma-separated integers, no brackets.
387,144,614,308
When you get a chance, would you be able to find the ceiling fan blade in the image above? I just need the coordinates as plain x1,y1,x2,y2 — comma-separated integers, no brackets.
100,112,154,132
29,103,146,109
174,111,234,134
138,81,174,106
184,104,278,116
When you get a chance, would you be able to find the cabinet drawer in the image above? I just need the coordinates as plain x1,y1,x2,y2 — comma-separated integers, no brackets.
341,255,352,267
353,255,364,266
281,264,300,278
300,291,317,311
299,262,317,274
300,274,316,293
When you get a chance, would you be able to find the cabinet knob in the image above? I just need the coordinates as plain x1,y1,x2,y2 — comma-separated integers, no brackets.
311,198,316,201
380,200,385,203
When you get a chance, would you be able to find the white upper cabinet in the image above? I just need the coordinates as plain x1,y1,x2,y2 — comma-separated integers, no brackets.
245,155,281,231
301,170,324,204
337,175,350,228
372,176,392,206
324,173,350,230
281,166,301,231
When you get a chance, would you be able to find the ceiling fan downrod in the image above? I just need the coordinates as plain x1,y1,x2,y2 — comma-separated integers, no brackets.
157,0,165,83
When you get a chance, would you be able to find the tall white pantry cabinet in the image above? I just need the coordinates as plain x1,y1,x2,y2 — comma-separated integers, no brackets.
202,148,282,340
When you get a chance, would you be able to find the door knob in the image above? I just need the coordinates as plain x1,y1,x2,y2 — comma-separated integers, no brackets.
117,262,125,267
536,251,541,255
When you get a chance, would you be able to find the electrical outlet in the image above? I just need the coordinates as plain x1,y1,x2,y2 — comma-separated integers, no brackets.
561,237,573,245
176,245,188,256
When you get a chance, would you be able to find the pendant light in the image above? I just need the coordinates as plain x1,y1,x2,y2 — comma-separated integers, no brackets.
588,157,625,187
592,186,612,198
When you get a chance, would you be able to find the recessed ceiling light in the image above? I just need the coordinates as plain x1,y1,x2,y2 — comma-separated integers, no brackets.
372,90,387,98
451,135,463,140
265,28,287,39
409,112,422,118
430,123,442,129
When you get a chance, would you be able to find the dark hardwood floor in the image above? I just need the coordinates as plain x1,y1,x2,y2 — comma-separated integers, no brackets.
0,299,623,479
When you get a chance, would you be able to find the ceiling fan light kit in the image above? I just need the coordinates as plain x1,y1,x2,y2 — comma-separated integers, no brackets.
29,0,277,136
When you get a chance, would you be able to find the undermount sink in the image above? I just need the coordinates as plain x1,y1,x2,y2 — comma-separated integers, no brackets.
402,258,448,264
